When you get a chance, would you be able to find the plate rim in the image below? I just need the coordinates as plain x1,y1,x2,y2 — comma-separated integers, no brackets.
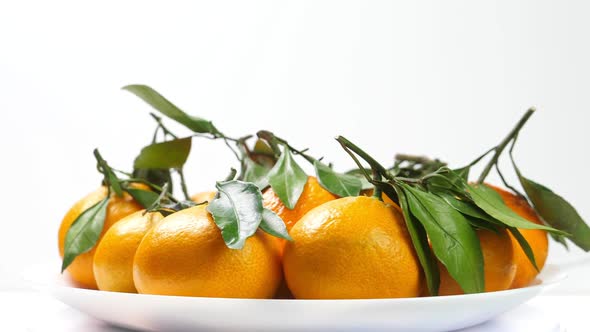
21,262,567,303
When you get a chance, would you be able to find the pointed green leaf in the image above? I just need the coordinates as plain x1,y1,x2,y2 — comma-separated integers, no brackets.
253,139,275,156
551,233,570,250
123,84,218,134
250,139,277,167
425,168,467,194
508,227,539,271
207,181,263,249
132,168,173,191
454,166,470,181
508,143,580,249
468,184,567,235
466,216,500,233
267,148,307,209
389,185,440,296
125,188,160,209
345,168,373,190
436,192,496,223
314,161,361,197
259,208,292,241
134,137,192,169
518,177,590,251
243,158,271,190
401,183,484,294
62,198,109,272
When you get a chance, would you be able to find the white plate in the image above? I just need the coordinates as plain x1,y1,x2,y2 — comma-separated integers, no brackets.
22,263,565,332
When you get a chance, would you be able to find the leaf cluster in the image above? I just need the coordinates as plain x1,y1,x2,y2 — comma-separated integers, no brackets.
123,85,368,249
336,108,588,296
62,149,187,272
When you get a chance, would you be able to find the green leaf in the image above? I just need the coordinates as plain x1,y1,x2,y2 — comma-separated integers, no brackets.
508,142,581,249
132,168,173,191
466,216,500,233
389,185,440,296
93,149,122,197
125,188,160,209
401,183,484,294
357,176,374,191
468,184,567,235
267,148,308,209
134,137,192,169
250,139,277,167
425,168,467,194
243,158,271,190
253,139,275,156
123,85,218,134
345,167,372,176
436,192,496,223
551,233,570,250
518,177,590,251
61,198,110,272
508,227,539,271
206,180,263,249
259,208,292,241
454,166,470,180
314,161,361,197
345,168,373,190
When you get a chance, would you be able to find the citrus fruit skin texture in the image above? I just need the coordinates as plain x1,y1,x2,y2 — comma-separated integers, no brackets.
263,176,338,231
489,185,548,288
58,187,143,289
190,191,216,204
283,196,423,299
133,205,282,298
93,210,164,293
438,227,516,295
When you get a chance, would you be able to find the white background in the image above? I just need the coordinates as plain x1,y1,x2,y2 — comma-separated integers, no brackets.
1,0,589,291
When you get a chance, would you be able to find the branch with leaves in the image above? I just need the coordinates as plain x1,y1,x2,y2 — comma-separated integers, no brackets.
122,84,370,249
335,109,588,296
122,85,295,249
61,149,190,272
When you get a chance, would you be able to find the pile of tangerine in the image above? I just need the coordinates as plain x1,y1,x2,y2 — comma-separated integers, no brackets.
58,177,546,299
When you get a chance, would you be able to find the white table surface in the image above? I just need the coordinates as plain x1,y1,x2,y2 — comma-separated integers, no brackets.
0,290,586,332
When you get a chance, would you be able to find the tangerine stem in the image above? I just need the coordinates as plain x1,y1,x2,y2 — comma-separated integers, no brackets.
372,170,383,201
150,113,178,139
258,130,317,164
177,168,190,200
477,108,536,183
120,179,180,203
336,136,392,180
337,140,374,183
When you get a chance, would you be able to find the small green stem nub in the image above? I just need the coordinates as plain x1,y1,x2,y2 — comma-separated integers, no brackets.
224,168,238,182
477,108,536,183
